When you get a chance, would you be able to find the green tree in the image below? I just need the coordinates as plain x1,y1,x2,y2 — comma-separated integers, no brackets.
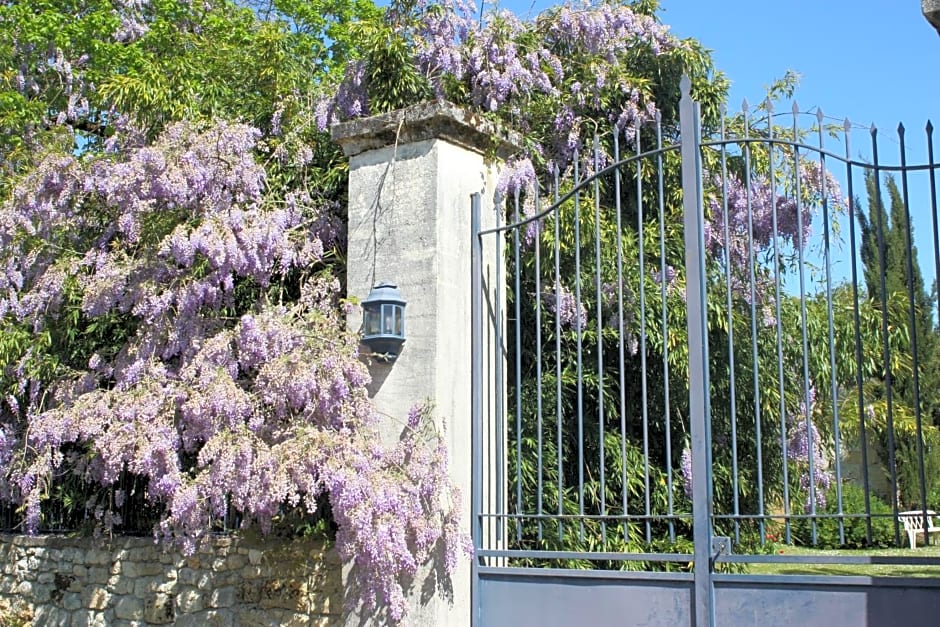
856,172,940,507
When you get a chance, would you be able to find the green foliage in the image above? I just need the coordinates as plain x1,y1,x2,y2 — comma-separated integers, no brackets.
0,0,372,182
792,482,895,549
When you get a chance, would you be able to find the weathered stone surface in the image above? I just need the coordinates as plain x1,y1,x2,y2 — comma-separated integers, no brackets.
62,591,83,611
175,588,204,614
31,604,70,627
258,579,307,611
175,609,232,627
71,610,108,627
208,586,236,609
143,592,175,624
113,596,143,621
82,586,111,610
332,100,520,159
0,534,341,627
87,566,109,584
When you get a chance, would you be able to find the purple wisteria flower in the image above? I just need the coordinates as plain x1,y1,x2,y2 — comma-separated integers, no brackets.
786,386,834,512
543,283,588,330
680,445,693,498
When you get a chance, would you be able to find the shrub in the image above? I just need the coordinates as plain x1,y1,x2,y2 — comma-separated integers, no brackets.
792,481,894,548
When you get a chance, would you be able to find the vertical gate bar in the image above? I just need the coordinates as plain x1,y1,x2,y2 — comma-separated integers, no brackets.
844,121,874,544
513,190,523,542
767,100,791,544
535,190,544,542
818,111,845,545
743,103,766,540
573,149,586,542
930,120,940,545
637,126,652,544
470,192,483,627
871,126,903,546
593,135,607,545
897,123,930,535
495,185,505,545
554,166,564,541
793,102,817,543
679,75,715,627
929,121,940,413
614,129,630,542
718,106,741,545
656,112,676,543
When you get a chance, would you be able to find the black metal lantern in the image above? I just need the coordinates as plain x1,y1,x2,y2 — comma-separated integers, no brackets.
361,282,406,361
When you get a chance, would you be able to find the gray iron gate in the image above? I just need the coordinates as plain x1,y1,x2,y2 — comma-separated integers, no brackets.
471,76,940,626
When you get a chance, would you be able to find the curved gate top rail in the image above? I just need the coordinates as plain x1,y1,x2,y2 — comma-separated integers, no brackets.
471,76,940,627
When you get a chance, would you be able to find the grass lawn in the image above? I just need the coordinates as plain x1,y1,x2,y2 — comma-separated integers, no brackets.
746,544,940,578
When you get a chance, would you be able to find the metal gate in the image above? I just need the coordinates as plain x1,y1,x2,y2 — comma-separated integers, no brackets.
470,76,940,626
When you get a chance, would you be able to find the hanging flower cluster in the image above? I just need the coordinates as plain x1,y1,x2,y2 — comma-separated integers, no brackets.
787,386,834,512
0,120,469,622
317,0,676,171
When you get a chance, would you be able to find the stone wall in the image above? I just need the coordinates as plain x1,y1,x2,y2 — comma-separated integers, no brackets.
0,533,342,626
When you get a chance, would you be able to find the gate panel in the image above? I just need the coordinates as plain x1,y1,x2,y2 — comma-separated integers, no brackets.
471,82,703,625
472,75,940,626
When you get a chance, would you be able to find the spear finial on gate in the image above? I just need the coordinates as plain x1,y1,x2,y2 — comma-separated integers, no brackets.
680,74,691,99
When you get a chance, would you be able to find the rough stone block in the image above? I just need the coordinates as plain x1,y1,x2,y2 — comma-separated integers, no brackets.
71,610,108,627
62,592,82,611
247,549,263,565
225,553,246,570
208,586,236,609
175,588,204,614
178,567,199,586
109,576,133,595
82,586,111,610
237,608,309,626
258,579,306,611
31,604,70,627
86,550,110,566
113,596,143,621
236,581,261,604
87,566,109,584
143,592,175,624
177,609,233,627
118,561,137,578
135,561,167,577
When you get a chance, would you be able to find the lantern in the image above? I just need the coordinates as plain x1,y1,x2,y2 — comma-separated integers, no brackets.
361,282,406,361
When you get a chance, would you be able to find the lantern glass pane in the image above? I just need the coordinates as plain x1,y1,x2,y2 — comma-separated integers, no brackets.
382,304,395,335
364,308,380,335
394,306,403,335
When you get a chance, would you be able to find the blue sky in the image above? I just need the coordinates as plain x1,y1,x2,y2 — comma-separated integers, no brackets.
657,0,940,162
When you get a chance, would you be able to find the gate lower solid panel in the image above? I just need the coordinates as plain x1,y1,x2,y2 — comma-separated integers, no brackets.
478,569,692,627
714,575,940,627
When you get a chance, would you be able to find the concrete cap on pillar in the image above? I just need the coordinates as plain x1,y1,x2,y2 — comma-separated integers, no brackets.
330,100,522,159
925,0,940,34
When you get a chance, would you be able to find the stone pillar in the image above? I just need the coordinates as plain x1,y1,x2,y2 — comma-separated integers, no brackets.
332,102,516,626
